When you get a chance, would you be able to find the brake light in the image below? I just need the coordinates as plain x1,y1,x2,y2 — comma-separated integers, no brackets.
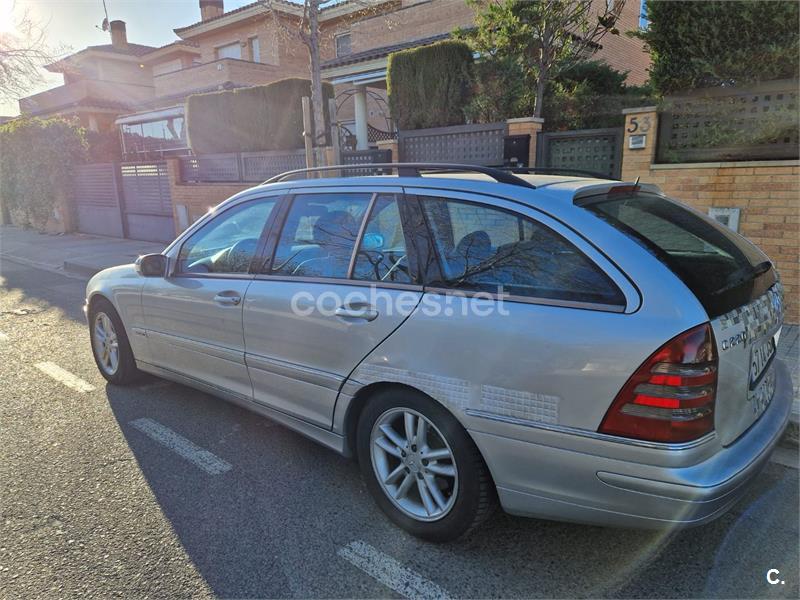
598,324,717,443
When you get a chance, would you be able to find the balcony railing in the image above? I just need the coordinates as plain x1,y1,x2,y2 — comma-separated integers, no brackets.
153,58,285,98
19,79,154,115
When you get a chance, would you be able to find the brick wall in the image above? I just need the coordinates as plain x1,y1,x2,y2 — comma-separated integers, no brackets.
165,159,251,232
621,108,799,323
347,0,474,53
591,0,649,86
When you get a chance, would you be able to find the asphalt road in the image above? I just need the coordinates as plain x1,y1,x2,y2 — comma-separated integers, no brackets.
1,259,798,599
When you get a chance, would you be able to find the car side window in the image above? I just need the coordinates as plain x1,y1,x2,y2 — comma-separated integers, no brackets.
419,196,625,306
352,194,412,284
270,193,371,278
177,199,277,275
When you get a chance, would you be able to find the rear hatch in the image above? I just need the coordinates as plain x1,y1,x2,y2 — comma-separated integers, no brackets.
578,190,783,445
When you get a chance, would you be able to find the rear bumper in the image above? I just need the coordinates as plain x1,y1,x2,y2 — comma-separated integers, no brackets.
470,359,793,528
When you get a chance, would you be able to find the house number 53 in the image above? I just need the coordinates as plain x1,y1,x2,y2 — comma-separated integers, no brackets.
627,116,652,133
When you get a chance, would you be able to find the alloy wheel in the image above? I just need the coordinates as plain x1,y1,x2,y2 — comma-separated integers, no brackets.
370,407,459,521
92,312,119,376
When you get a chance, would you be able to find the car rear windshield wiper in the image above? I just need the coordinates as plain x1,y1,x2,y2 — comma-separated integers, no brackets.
712,260,772,296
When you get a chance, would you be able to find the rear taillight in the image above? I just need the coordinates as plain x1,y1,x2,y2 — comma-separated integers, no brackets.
599,324,717,443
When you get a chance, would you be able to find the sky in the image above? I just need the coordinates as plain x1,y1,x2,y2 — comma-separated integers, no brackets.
1,0,259,116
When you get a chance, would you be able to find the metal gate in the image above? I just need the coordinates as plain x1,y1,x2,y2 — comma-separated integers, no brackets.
119,162,175,243
537,128,623,179
71,163,125,238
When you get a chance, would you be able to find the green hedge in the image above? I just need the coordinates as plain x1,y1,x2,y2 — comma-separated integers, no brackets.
0,117,87,229
387,41,474,130
633,0,800,94
185,78,334,154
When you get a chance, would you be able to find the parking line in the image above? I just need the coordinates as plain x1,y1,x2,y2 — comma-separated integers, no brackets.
130,418,232,475
35,361,95,393
338,540,451,600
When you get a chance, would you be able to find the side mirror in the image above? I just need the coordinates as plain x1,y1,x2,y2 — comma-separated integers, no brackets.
135,254,169,277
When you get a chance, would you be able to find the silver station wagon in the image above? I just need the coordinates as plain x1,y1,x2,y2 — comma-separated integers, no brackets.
86,164,791,541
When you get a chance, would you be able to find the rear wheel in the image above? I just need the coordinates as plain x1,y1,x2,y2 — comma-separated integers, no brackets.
357,388,496,542
88,298,139,385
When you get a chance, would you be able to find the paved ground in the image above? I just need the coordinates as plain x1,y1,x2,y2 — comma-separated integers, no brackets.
0,226,164,277
0,259,798,598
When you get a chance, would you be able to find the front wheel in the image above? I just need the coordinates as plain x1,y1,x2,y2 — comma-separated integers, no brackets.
357,388,496,542
88,298,139,385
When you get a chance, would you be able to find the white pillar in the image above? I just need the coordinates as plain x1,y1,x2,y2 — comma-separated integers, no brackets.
354,85,369,151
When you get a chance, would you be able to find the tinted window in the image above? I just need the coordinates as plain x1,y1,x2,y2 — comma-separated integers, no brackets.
270,193,370,278
420,196,625,306
580,192,775,316
178,200,276,274
352,195,412,283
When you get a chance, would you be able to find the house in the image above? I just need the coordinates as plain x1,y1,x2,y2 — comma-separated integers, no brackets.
17,0,651,155
17,20,157,132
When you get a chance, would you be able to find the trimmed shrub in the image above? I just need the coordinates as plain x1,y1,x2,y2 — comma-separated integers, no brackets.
0,117,87,230
185,78,334,154
387,41,474,130
633,0,800,94
542,61,656,131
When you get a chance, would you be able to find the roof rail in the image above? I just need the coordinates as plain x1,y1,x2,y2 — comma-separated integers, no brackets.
500,166,620,181
263,162,537,188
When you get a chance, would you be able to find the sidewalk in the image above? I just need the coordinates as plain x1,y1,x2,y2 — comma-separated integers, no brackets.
0,225,164,277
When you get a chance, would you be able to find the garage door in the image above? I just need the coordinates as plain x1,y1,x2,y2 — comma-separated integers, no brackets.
72,163,125,238
119,162,176,243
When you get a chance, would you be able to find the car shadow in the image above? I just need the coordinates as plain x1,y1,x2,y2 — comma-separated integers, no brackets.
103,378,799,599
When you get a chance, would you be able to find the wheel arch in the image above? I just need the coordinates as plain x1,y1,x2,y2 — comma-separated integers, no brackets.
341,380,492,483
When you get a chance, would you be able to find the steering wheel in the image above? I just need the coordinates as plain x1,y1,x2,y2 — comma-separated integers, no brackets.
225,237,259,271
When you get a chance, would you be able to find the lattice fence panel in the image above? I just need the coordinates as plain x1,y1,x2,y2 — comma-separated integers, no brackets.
399,123,507,166
657,80,799,163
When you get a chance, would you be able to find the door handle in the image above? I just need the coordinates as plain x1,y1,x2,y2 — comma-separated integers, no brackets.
214,292,241,306
334,305,379,321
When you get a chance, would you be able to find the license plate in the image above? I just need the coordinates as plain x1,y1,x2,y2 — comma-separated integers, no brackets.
749,338,776,389
749,368,776,418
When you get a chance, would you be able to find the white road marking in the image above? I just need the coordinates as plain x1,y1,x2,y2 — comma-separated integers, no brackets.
130,418,232,475
35,361,95,393
338,540,451,600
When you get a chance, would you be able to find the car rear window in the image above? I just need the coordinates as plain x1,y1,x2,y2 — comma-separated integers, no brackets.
579,191,776,317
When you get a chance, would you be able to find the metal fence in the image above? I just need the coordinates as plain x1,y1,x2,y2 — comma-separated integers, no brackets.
657,79,799,163
398,122,507,165
179,150,308,183
537,128,623,179
339,148,393,175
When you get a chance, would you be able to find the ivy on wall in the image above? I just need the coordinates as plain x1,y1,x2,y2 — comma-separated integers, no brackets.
387,41,474,130
0,117,87,230
185,78,334,154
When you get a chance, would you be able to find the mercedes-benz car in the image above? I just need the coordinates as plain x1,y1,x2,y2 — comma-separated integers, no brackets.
85,164,791,542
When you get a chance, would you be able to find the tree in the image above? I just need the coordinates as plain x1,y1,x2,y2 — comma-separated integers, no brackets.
632,0,800,94
465,0,625,118
0,4,65,106
261,1,393,156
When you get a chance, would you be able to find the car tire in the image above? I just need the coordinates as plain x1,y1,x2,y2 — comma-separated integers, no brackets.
357,387,496,542
88,297,140,385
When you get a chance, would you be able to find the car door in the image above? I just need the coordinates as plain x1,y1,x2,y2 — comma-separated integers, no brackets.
358,188,641,433
242,187,424,428
141,194,282,399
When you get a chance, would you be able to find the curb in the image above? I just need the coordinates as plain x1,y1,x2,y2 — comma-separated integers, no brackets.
62,260,103,278
0,253,87,281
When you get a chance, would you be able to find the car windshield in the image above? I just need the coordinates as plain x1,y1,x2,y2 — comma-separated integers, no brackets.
579,191,776,317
